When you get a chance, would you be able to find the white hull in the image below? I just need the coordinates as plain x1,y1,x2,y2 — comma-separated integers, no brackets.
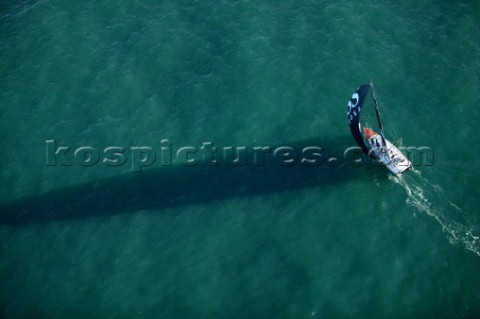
367,134,412,175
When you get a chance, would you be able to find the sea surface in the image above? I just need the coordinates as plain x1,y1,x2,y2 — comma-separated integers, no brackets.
1,0,479,318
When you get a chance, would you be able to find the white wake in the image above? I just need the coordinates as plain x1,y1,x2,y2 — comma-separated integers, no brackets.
391,170,480,257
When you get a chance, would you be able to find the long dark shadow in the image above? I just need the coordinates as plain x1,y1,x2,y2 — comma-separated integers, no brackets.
0,137,370,225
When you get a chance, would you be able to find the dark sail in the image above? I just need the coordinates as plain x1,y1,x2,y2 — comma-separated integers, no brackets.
347,84,371,155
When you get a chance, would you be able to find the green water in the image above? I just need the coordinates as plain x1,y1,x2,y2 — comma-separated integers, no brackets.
1,0,480,317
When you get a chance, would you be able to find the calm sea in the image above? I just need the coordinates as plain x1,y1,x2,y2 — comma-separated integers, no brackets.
1,0,479,317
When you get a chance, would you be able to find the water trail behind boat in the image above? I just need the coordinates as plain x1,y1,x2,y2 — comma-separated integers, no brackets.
391,170,480,257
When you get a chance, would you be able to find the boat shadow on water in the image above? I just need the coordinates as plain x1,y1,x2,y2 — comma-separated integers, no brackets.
0,136,375,225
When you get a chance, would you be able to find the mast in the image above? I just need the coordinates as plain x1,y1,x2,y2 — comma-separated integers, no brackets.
371,83,387,146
